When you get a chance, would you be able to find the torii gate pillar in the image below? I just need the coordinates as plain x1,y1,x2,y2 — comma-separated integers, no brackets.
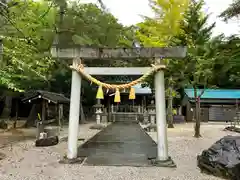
67,58,82,159
154,70,169,162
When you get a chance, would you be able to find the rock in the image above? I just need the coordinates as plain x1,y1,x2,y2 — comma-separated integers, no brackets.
0,120,7,129
59,155,83,164
89,124,105,130
35,136,59,147
224,126,240,133
0,152,6,160
197,136,240,180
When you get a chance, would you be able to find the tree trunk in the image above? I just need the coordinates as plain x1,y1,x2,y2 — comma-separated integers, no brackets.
1,95,12,118
167,87,174,128
194,88,201,138
0,95,12,129
13,101,18,128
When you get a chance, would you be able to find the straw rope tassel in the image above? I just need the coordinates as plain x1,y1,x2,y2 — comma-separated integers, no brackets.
114,88,121,103
129,87,136,100
96,86,104,99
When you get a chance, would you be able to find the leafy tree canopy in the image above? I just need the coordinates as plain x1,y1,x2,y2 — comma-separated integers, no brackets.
220,0,240,21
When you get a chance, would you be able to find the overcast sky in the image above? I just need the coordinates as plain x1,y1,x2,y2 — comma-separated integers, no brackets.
80,0,239,37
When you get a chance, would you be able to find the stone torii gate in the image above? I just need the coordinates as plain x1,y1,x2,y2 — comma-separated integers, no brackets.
51,46,187,166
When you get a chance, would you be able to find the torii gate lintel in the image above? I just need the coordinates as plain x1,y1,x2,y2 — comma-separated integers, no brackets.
51,46,187,60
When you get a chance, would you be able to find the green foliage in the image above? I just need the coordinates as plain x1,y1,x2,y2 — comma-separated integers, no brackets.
173,0,216,90
49,2,135,99
171,0,221,136
220,0,240,20
57,2,133,48
136,0,189,47
135,0,189,99
0,0,56,91
211,35,240,88
0,0,134,94
0,0,239,103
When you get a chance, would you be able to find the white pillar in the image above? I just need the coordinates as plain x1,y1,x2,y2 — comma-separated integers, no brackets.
154,70,168,161
111,104,114,113
178,106,182,115
138,105,141,113
67,58,81,159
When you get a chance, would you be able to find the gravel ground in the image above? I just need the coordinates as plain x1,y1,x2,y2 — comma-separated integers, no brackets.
0,122,237,180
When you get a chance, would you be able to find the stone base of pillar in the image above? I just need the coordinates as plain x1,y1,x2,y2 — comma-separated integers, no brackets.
142,120,149,125
144,123,157,132
151,156,176,168
59,155,83,164
89,124,105,130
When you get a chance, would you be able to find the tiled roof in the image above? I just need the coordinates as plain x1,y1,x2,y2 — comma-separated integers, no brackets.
22,90,69,104
184,89,240,99
132,84,151,94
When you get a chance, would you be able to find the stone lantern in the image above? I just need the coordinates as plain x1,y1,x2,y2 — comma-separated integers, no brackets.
94,103,103,124
90,100,105,129
145,100,156,132
148,100,156,124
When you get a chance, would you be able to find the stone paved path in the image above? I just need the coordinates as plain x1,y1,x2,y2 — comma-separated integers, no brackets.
78,122,157,166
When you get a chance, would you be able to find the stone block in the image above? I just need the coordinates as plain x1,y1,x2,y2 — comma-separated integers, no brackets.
35,136,59,147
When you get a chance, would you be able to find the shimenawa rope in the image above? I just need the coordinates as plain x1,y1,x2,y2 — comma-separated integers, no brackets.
70,64,165,90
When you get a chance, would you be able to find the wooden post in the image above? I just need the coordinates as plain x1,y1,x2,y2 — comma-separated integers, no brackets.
13,100,18,128
167,87,174,128
141,97,144,113
58,104,63,128
40,100,46,133
186,101,191,122
80,102,86,123
41,100,46,122
107,97,110,122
